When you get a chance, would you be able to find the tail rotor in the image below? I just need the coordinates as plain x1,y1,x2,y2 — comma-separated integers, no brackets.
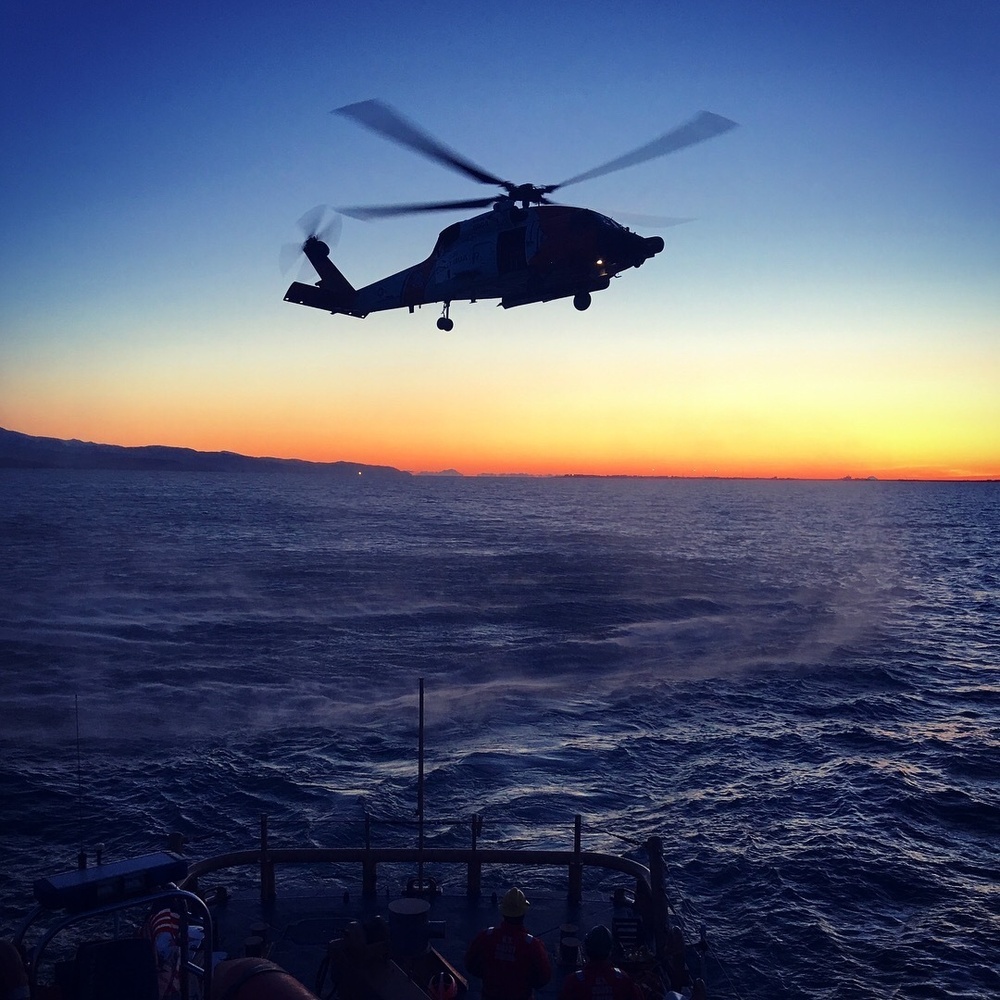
280,205,343,276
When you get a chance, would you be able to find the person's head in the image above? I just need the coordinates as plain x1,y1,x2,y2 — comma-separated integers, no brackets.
499,887,530,922
584,925,613,962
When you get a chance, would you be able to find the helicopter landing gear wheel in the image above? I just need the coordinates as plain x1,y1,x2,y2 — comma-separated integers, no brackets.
437,302,454,331
573,291,592,311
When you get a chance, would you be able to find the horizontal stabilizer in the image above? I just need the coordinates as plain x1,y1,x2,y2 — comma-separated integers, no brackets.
283,280,366,317
283,281,348,312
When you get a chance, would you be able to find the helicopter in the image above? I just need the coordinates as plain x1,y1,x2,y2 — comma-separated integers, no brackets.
283,100,737,330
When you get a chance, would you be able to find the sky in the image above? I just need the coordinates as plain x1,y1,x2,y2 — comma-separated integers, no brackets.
2,0,998,478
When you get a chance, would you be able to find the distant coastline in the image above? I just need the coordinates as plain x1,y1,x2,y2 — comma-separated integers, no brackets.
1,428,994,482
0,427,409,478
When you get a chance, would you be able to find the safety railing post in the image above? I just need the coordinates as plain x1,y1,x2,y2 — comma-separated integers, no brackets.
260,814,276,903
467,814,482,898
568,814,583,904
362,814,377,898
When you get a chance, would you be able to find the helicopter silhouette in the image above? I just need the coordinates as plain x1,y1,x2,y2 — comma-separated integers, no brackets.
283,100,737,330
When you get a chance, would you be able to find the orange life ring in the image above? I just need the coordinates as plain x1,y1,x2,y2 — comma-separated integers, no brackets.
0,941,29,1000
212,958,319,1000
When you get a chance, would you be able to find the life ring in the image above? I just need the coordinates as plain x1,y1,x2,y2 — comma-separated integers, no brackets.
0,941,29,1000
212,958,319,999
140,908,184,998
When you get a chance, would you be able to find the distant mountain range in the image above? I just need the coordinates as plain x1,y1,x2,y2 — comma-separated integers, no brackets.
0,427,411,478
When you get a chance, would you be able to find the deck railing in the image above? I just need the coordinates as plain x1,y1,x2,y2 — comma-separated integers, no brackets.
177,813,665,921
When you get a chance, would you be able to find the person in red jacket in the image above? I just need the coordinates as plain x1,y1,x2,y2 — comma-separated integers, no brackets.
559,925,644,1000
465,887,552,1000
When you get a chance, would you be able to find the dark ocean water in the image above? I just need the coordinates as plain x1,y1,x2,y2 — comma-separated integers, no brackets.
1,471,998,999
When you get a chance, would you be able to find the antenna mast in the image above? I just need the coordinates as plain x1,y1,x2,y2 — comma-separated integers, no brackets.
75,694,86,869
417,677,425,887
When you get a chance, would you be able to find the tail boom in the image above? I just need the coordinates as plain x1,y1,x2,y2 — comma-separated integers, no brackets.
284,236,365,317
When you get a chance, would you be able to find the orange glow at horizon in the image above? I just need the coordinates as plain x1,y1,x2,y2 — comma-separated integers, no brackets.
2,2,998,490
6,379,998,481
3,317,998,481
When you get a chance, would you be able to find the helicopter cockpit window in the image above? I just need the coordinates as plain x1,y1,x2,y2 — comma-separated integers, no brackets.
434,223,462,253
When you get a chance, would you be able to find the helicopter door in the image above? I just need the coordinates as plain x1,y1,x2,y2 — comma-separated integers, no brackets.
496,227,527,275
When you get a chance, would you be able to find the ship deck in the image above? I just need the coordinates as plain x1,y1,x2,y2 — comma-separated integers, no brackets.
213,884,651,998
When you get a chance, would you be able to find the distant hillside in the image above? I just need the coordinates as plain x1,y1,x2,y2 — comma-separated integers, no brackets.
0,427,410,478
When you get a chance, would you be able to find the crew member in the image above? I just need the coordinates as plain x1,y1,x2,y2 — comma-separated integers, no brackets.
465,887,552,1000
559,925,643,1000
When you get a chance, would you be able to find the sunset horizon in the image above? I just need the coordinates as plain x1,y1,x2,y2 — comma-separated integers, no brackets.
4,423,997,482
3,3,997,493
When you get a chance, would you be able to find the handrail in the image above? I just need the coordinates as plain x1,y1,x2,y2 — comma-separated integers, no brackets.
15,885,213,999
180,846,652,899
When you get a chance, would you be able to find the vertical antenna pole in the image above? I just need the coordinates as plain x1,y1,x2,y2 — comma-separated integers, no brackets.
75,694,86,869
418,677,425,888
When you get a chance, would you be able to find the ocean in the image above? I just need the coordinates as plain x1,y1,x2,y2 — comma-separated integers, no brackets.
1,471,997,998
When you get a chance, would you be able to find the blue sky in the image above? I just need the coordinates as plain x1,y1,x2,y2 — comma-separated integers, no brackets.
2,1,998,476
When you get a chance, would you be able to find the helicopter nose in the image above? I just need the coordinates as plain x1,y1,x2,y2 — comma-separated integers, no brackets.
644,236,665,257
629,233,664,267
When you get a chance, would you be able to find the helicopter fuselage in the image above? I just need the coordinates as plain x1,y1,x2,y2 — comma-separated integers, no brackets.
284,201,664,323
284,100,734,328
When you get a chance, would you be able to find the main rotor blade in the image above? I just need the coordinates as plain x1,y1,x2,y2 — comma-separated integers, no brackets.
554,111,738,190
334,100,507,189
338,197,498,221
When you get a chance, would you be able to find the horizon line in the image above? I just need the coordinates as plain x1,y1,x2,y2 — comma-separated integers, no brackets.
2,426,997,484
